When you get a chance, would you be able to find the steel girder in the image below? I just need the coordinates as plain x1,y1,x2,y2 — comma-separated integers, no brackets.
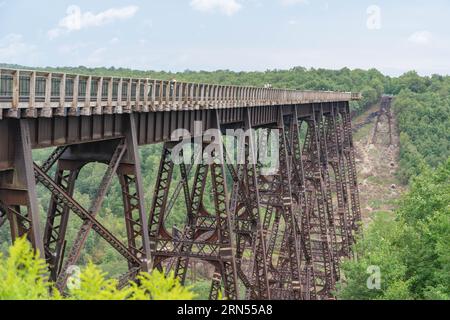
340,106,362,234
33,114,152,292
372,96,393,145
0,119,44,257
0,102,362,301
148,113,240,300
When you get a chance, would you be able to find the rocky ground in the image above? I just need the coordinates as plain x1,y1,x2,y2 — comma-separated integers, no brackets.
352,103,406,226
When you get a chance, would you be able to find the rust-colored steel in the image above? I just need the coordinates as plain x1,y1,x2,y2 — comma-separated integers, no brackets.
325,105,352,258
44,164,80,280
372,95,393,145
0,67,360,120
148,116,239,299
0,119,44,257
300,108,336,299
340,105,362,234
285,110,317,300
0,68,363,300
55,140,126,290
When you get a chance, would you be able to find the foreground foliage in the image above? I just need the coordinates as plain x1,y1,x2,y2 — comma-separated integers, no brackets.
0,238,195,300
337,159,450,300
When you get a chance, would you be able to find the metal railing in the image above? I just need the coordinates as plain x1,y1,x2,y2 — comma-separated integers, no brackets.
0,68,361,118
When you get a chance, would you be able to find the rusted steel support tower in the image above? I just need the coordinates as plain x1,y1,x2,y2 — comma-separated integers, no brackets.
0,68,362,300
372,95,394,145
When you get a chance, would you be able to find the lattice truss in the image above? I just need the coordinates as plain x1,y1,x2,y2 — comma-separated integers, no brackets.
0,104,361,300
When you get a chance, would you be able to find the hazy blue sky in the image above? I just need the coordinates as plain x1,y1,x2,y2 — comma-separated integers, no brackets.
0,0,449,75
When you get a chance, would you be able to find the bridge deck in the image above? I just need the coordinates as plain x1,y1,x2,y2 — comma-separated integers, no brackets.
0,68,361,119
0,68,361,169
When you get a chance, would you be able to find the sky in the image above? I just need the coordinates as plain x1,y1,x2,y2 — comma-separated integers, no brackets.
0,0,449,76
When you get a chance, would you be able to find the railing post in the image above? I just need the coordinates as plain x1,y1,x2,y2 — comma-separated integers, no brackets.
251,88,255,106
164,80,170,111
94,77,103,115
125,78,132,113
194,84,200,110
246,87,250,106
7,70,20,118
213,85,218,108
41,72,53,117
150,80,156,111
236,87,240,107
106,77,113,114
172,81,177,110
80,75,92,116
69,75,79,116
231,86,236,107
178,82,186,110
56,73,66,116
26,71,37,118
220,85,224,107
203,84,210,109
143,79,149,112
224,86,229,107
116,78,123,114
157,80,163,111
135,79,141,112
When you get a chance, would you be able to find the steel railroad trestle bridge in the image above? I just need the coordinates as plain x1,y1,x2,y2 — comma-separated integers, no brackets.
0,68,362,300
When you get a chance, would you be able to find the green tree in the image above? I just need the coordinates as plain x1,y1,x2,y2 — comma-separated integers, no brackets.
337,160,450,300
0,238,194,300
0,238,56,300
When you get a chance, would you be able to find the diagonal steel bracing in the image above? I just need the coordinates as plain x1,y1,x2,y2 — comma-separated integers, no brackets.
55,140,127,290
44,165,81,280
300,108,336,299
148,112,239,300
340,105,362,235
285,109,317,300
0,98,362,300
34,164,142,266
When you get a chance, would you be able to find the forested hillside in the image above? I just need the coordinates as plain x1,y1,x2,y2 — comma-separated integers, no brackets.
0,64,448,299
337,159,450,299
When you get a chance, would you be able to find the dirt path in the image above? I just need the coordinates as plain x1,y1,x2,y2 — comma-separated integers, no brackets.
352,103,405,225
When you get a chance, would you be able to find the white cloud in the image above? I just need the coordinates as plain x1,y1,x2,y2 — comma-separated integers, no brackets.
288,19,299,25
190,0,242,16
280,0,309,6
408,31,433,46
48,5,139,39
0,34,36,61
